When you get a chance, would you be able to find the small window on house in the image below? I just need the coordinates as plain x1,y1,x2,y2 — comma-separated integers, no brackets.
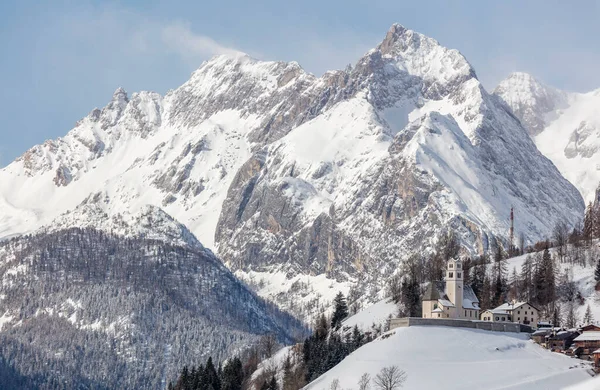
518,317,520,321
496,317,499,321
449,272,454,278
457,263,462,269
457,272,462,278
518,311,520,314
449,263,454,268
465,311,467,316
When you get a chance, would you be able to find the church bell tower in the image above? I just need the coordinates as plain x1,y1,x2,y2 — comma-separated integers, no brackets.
445,258,463,318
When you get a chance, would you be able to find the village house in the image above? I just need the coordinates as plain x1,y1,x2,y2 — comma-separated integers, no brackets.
592,349,600,371
581,325,600,332
479,301,539,329
531,328,553,346
422,258,480,319
547,330,580,353
573,330,600,358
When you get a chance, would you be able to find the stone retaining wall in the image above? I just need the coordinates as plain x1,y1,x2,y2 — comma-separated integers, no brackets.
388,317,533,333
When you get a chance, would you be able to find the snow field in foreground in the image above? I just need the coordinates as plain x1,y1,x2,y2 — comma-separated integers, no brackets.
306,326,591,390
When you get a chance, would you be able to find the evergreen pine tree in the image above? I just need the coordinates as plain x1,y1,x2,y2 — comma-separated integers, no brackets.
552,306,561,327
400,277,421,317
202,357,221,390
533,249,556,307
542,249,556,305
481,275,492,310
176,366,190,390
584,304,594,325
268,376,278,390
595,201,600,239
565,300,578,328
584,202,594,244
282,355,293,390
352,325,364,350
221,357,243,390
331,292,349,329
492,273,504,307
508,267,519,301
520,255,533,301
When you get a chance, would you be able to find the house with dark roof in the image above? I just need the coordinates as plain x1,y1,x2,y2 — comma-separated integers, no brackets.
547,330,580,352
422,258,480,320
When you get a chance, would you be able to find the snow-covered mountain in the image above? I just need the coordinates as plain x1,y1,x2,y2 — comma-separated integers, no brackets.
0,25,585,317
494,73,600,203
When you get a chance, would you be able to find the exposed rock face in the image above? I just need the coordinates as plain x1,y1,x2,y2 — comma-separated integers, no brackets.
564,121,599,159
53,165,72,187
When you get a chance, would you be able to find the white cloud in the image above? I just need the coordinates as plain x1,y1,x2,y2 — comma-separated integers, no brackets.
161,22,244,63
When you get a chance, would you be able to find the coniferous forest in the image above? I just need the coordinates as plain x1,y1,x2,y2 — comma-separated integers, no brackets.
0,228,306,389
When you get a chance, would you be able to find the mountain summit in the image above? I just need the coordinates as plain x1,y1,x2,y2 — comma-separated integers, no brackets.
0,24,585,315
495,72,600,202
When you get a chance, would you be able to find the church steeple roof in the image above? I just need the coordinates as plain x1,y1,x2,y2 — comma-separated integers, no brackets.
423,282,441,301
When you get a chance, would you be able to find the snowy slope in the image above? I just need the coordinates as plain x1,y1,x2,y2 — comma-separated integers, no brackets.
495,73,600,203
341,298,398,333
306,326,592,390
567,378,600,390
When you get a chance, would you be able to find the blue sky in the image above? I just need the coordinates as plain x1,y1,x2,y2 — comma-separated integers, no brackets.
1,0,599,166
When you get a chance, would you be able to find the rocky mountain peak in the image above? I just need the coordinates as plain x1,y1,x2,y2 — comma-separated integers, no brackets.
493,72,568,136
375,23,476,89
111,87,129,102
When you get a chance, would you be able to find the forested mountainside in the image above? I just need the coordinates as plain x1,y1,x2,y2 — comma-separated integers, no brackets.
494,72,600,203
0,228,306,389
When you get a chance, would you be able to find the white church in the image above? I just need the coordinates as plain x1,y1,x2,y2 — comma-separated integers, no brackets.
422,258,480,319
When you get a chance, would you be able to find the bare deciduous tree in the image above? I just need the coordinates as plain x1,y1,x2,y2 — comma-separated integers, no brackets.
330,378,341,390
358,373,371,390
374,366,407,390
260,333,277,359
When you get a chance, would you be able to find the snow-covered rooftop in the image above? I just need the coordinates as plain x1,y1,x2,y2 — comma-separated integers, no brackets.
574,332,600,342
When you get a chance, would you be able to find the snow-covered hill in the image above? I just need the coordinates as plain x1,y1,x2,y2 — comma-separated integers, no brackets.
494,73,600,203
306,326,592,390
0,24,585,319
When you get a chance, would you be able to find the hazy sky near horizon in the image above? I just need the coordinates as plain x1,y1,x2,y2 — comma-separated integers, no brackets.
1,0,599,166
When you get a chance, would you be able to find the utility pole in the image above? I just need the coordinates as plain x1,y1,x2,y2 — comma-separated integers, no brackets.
509,206,514,254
